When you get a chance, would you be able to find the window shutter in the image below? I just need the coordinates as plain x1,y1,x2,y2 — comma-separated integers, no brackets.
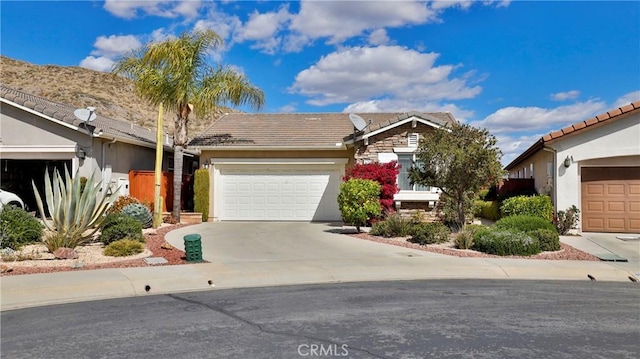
408,133,419,147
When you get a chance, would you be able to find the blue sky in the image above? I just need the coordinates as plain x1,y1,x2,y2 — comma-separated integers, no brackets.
1,1,639,165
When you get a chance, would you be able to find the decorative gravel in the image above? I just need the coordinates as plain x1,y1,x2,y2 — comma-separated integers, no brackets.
1,224,199,276
350,232,600,261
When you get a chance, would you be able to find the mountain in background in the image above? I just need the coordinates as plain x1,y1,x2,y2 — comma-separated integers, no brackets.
0,56,234,137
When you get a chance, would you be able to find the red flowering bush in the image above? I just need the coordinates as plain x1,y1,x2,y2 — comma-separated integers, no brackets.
343,161,400,213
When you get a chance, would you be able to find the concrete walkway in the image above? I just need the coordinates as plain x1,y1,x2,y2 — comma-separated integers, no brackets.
1,223,638,311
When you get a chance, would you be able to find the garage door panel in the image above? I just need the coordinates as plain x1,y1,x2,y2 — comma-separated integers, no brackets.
586,184,604,195
219,166,342,221
606,184,625,195
607,202,625,212
582,167,640,233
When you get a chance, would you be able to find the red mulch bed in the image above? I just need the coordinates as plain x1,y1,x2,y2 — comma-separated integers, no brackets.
350,232,600,261
2,224,202,276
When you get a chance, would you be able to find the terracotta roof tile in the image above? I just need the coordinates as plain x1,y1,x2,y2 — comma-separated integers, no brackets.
584,117,598,126
550,130,564,139
561,125,575,134
572,121,587,130
505,100,640,170
607,108,622,117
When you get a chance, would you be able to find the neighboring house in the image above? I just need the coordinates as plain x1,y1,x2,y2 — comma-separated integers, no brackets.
0,84,180,210
189,112,457,222
505,101,640,233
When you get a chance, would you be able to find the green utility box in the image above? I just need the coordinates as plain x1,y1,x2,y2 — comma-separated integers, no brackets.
183,234,203,263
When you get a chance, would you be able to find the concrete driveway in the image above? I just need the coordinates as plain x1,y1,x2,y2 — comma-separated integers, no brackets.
166,222,440,263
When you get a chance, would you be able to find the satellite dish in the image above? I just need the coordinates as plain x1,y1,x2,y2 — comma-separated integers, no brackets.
74,107,97,123
349,113,367,131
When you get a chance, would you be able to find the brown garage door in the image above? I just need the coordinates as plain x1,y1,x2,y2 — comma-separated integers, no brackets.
581,167,640,233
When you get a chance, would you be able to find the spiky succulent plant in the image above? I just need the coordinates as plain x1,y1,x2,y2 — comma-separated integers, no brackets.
121,203,153,229
32,166,117,249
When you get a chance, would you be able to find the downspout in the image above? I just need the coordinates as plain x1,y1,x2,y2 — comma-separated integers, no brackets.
542,146,557,214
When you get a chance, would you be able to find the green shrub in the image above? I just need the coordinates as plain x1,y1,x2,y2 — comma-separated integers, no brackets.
495,215,557,234
122,203,153,229
531,228,561,252
555,205,580,235
370,213,415,237
477,189,490,201
100,214,144,245
500,195,553,221
194,168,210,222
474,200,500,220
337,179,382,232
454,230,474,249
0,206,43,250
103,239,144,257
472,229,540,256
408,222,451,245
463,224,489,237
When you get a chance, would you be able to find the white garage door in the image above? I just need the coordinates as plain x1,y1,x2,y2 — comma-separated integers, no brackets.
219,166,343,221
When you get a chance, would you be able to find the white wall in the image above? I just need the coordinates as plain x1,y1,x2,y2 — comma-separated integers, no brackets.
553,112,640,216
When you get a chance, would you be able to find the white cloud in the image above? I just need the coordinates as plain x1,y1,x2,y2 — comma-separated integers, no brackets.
550,90,580,101
430,0,473,11
233,6,292,54
368,29,390,46
612,90,640,108
193,10,242,43
104,0,202,19
79,56,115,72
80,34,142,72
290,0,437,45
279,104,297,113
291,46,481,107
90,35,142,58
496,133,543,166
471,100,607,134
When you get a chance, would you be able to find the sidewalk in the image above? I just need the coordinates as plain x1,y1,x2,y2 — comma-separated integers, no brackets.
2,227,638,311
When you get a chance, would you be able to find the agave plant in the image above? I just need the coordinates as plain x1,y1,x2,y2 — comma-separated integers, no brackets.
32,167,117,249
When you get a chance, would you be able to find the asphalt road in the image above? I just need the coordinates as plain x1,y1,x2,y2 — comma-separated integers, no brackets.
2,280,639,359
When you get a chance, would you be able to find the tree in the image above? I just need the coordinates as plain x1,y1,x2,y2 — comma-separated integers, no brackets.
112,30,265,221
409,123,505,231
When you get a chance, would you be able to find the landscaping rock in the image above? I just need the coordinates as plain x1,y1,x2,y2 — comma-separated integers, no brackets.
160,242,174,250
0,264,14,273
53,247,78,260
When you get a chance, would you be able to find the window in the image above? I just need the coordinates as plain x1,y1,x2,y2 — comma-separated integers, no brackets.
397,153,430,191
529,163,534,178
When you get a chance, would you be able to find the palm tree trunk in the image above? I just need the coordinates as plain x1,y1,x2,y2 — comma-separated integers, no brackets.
172,145,184,222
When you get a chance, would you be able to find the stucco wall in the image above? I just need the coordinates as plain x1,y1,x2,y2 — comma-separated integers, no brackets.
553,112,640,217
1,102,171,197
507,149,554,196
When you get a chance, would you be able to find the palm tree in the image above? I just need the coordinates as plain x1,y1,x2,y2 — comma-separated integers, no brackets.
112,30,265,221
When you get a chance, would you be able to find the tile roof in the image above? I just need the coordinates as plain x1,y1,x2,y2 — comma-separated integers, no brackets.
0,84,168,147
189,111,456,148
541,101,640,142
505,100,640,170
